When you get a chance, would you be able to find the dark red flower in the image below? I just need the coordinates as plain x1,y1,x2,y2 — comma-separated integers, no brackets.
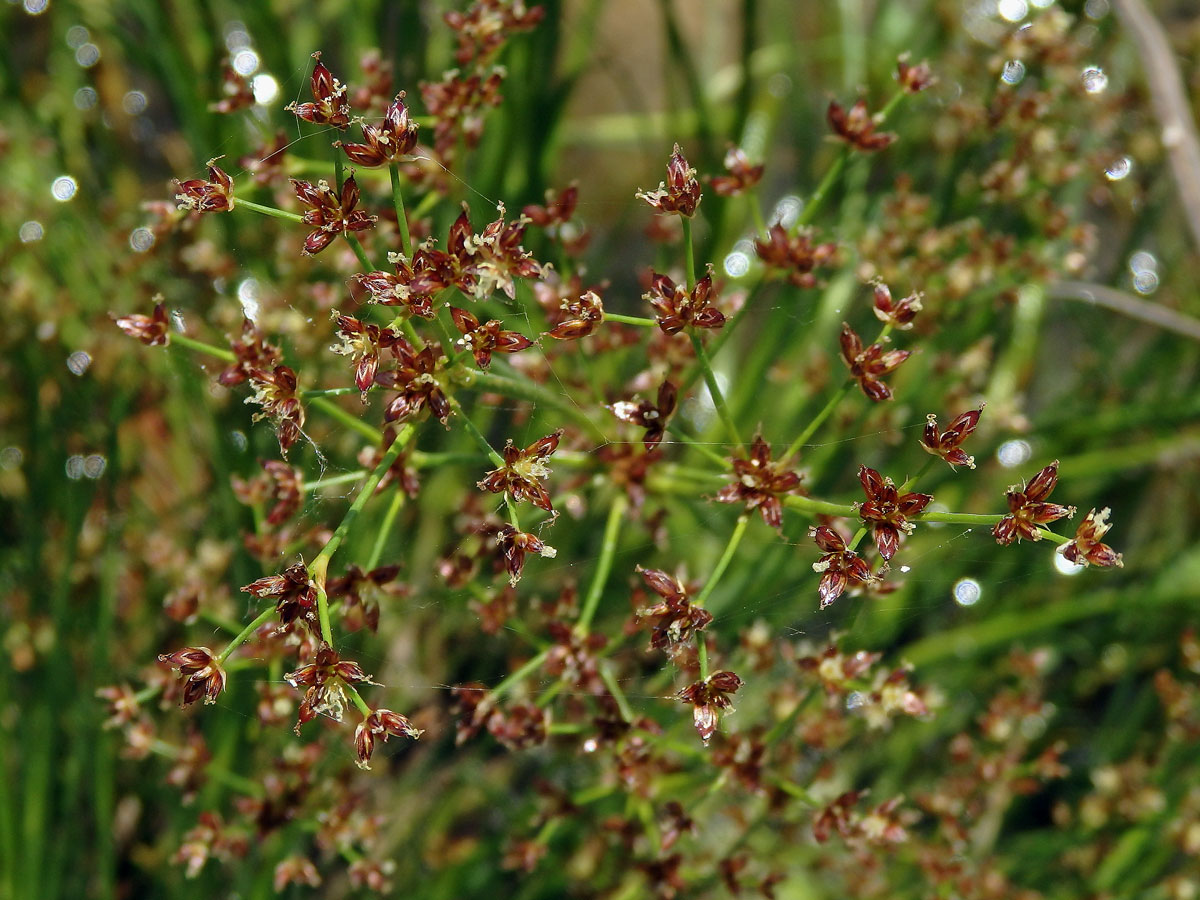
285,51,351,130
496,525,557,586
1059,507,1124,568
245,365,306,456
676,670,743,743
839,322,911,402
644,267,725,335
636,565,713,652
210,61,254,115
993,461,1076,545
354,708,423,769
113,299,170,346
477,430,563,513
715,434,802,530
290,174,377,256
708,146,764,197
753,224,838,289
810,525,875,608
158,647,227,707
449,306,534,369
542,289,604,341
286,642,378,734
856,465,933,561
445,0,545,66
827,99,896,152
174,158,235,213
896,55,935,93
637,144,701,217
419,67,505,158
325,564,403,632
218,320,282,387
232,459,305,526
609,380,677,450
352,250,440,319
523,182,578,228
243,563,318,629
331,313,404,397
871,281,922,330
920,406,984,470
373,338,452,425
337,92,420,167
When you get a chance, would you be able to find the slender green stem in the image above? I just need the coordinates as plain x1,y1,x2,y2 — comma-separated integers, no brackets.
303,387,358,398
779,382,852,465
663,423,731,469
344,234,375,272
452,400,505,466
698,635,709,681
748,191,768,237
303,470,367,492
693,514,750,610
898,455,939,494
689,332,742,450
367,487,405,569
454,365,607,442
170,332,236,361
389,163,412,258
217,607,276,664
345,683,372,717
576,493,629,633
600,662,634,722
490,649,550,702
236,198,304,223
681,216,697,290
604,313,658,327
307,396,381,443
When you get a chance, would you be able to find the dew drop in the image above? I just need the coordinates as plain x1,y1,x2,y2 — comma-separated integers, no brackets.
19,221,44,243
233,49,259,76
66,351,92,375
774,195,803,229
83,454,107,479
899,565,911,574
723,251,750,278
75,43,101,68
1084,0,1110,18
996,439,1032,468
1000,60,1025,85
1128,250,1157,275
252,73,280,105
582,738,598,753
74,87,98,110
998,0,1029,22
0,447,24,470
846,692,865,710
1104,156,1131,181
231,431,248,452
224,22,251,51
52,176,78,201
1081,66,1108,94
129,227,155,252
1054,551,1084,576
66,25,91,48
122,90,147,115
1030,0,1055,7
767,72,792,99
65,455,86,480
953,577,982,607
237,278,261,322
1131,270,1159,295
23,0,49,14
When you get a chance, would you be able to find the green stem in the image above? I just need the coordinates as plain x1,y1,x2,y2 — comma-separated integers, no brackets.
898,455,939,494
345,683,372,717
604,313,658,327
490,649,550,703
217,607,276,664
779,382,852,465
689,332,742,450
389,163,412,258
681,216,697,290
576,493,628,633
663,423,731,469
344,234,375,272
170,332,236,361
303,470,367,492
693,514,750,610
302,387,358,398
307,396,382,443
698,635,709,681
600,662,634,722
452,400,505,467
367,488,405,569
454,366,607,442
235,198,304,224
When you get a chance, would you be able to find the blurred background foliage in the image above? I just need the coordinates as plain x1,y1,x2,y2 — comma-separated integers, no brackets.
2,0,1200,898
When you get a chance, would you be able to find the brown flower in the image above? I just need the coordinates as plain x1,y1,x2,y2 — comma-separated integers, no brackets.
325,564,403,632
158,647,227,707
374,338,452,425
477,430,563,513
810,525,875,608
243,563,318,629
827,99,896,152
715,434,802,530
286,642,378,734
245,365,306,456
523,182,578,228
354,707,423,769
273,857,321,892
231,459,305,526
496,525,557,586
920,406,984,470
676,670,743,743
753,224,838,289
542,289,604,341
644,267,725,335
871,281,922,330
609,380,677,450
174,158,235,213
336,92,420,167
636,566,713,652
285,51,351,130
420,67,505,158
218,320,282,387
113,299,170,346
290,175,377,256
637,144,701,217
449,306,534,369
1059,507,1124,568
331,313,404,397
896,55,935,93
708,146,764,197
839,322,911,402
856,465,933,561
993,461,1076,545
352,250,439,319
210,61,254,115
